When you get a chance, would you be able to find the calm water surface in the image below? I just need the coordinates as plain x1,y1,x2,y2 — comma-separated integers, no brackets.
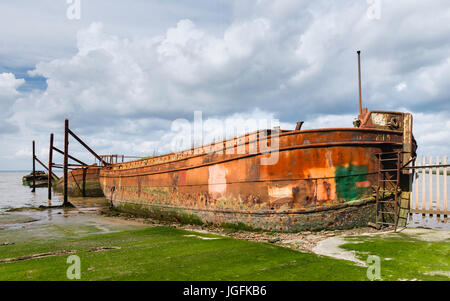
0,171,63,211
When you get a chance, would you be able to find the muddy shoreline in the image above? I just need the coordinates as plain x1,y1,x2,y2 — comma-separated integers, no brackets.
1,197,448,267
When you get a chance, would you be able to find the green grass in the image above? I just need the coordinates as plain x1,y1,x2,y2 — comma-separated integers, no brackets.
0,226,367,281
1,225,448,281
341,234,450,281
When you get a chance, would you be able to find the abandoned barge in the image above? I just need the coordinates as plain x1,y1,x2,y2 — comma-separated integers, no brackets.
97,108,415,231
59,52,417,231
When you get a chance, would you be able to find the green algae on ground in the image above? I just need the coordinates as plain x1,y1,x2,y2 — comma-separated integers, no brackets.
339,230,450,281
0,226,368,281
0,213,39,225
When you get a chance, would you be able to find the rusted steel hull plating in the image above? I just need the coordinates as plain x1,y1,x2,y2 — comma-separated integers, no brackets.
100,111,416,231
55,167,104,197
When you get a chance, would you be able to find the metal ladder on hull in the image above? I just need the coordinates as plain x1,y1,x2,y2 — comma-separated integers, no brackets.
375,151,402,231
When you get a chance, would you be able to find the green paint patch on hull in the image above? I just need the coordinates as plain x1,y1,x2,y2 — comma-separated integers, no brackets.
335,164,370,201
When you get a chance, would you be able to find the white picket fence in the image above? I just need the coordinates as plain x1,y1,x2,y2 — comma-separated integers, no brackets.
410,155,449,218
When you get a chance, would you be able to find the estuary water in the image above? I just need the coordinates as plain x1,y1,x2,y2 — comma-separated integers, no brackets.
0,171,63,211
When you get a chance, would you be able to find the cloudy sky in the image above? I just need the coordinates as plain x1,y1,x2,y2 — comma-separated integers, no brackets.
0,0,449,170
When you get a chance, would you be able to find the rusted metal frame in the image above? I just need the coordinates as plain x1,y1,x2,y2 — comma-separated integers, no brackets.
67,128,107,166
104,140,403,177
100,154,144,160
32,140,36,192
52,165,82,171
66,164,88,168
378,151,406,155
52,146,87,166
63,119,69,206
400,157,416,170
394,151,401,231
48,133,54,200
65,164,98,168
111,155,143,159
34,156,59,180
376,153,382,225
375,151,404,229
70,172,84,196
52,163,101,169
82,168,87,197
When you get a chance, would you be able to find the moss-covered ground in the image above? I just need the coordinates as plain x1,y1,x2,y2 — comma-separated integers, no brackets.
0,226,368,280
0,207,448,281
340,231,450,281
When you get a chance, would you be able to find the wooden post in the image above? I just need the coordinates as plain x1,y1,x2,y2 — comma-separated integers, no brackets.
64,120,69,206
32,140,36,192
48,133,54,200
436,155,440,213
421,156,426,211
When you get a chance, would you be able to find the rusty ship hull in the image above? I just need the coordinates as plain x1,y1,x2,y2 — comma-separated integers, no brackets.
55,166,104,197
99,111,415,231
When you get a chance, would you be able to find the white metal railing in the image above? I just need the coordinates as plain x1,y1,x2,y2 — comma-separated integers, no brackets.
410,155,448,217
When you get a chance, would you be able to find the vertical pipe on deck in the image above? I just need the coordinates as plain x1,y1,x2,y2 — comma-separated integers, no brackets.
32,140,36,192
357,50,362,115
48,133,54,200
64,119,69,206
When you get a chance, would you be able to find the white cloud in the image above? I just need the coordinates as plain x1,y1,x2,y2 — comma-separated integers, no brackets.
1,0,450,170
396,82,407,92
0,73,24,98
0,73,23,136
